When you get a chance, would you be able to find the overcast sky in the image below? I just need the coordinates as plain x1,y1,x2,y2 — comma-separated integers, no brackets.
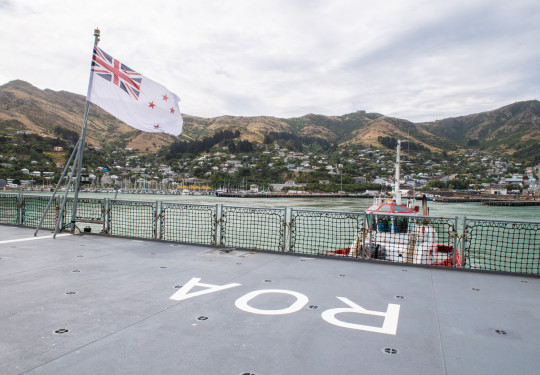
1,0,539,122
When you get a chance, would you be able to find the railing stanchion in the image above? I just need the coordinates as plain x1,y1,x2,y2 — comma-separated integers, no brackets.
453,216,458,267
157,201,163,240
461,217,468,268
18,192,23,225
217,204,223,246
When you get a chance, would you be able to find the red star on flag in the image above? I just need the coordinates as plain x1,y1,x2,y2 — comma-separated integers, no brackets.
170,107,175,114
162,94,168,101
149,101,156,109
154,124,160,129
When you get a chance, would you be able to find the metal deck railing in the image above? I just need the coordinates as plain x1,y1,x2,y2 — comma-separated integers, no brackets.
160,202,217,245
462,217,540,274
1,193,539,275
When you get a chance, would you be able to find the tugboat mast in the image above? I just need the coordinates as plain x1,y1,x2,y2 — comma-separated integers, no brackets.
394,140,402,205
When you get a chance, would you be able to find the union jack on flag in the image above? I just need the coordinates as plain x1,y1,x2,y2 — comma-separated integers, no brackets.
91,47,142,101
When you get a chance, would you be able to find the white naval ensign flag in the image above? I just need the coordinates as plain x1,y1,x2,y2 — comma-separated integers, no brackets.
87,46,182,136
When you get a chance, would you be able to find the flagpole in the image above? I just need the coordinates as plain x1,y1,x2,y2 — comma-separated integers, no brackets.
68,28,101,234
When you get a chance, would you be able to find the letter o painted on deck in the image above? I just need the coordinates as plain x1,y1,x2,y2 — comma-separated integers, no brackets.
235,289,309,315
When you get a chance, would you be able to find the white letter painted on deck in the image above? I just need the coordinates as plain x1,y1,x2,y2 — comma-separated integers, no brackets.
321,297,400,335
169,277,241,301
235,289,309,315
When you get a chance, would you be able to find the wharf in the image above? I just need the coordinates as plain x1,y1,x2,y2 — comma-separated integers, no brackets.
1,225,539,375
434,197,488,203
434,196,540,205
482,200,540,206
215,192,370,198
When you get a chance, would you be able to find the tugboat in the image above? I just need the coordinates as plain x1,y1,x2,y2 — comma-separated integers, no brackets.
333,140,462,267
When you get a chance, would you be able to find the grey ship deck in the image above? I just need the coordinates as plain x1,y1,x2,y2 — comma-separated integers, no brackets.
1,225,539,375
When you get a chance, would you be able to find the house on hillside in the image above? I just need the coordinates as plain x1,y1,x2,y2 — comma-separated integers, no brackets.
354,177,367,184
504,174,524,186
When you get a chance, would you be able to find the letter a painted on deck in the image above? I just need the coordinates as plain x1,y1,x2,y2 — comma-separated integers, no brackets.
169,277,241,301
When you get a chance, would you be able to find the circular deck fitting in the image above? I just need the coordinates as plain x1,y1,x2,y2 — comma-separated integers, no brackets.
173,285,183,289
495,329,508,335
197,316,209,321
72,270,80,273
521,280,528,283
339,274,346,277
395,295,404,299
308,305,319,309
54,329,69,334
76,255,84,258
383,348,399,355
236,262,242,265
160,266,167,269
401,269,407,272
264,280,272,283
472,288,480,291
66,291,76,295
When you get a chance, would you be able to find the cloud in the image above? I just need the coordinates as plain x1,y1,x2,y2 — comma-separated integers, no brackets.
1,0,538,122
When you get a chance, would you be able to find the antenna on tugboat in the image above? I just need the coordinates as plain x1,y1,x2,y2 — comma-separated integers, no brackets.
394,140,402,205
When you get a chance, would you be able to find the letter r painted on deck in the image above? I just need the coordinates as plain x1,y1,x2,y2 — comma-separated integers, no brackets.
321,297,400,335
169,278,241,301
